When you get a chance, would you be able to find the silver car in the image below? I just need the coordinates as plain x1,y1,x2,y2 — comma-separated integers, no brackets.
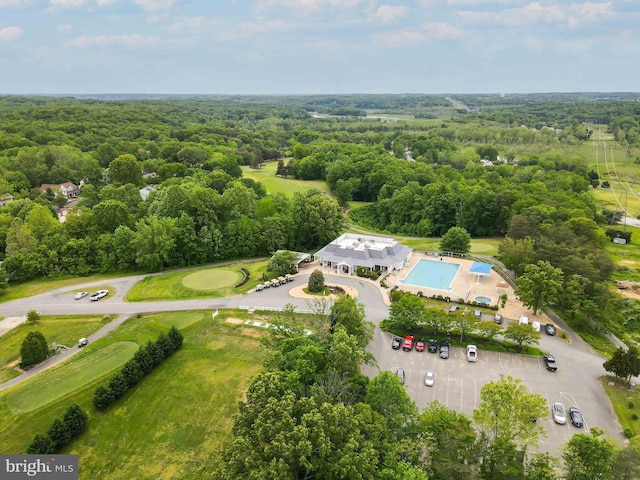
552,402,566,424
424,371,435,387
396,368,405,385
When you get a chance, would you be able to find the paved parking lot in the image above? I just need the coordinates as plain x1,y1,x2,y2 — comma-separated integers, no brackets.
369,333,624,454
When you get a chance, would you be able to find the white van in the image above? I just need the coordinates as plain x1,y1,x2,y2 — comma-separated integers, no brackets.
467,345,478,362
531,321,541,332
519,316,529,325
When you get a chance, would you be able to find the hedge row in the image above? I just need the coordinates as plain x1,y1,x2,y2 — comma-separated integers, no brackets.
26,403,89,454
93,326,183,411
356,267,381,280
235,268,250,288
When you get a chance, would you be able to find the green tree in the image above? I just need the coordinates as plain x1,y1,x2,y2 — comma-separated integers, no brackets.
20,330,48,367
292,191,344,249
387,294,426,331
498,236,536,276
450,309,481,343
107,154,143,186
92,200,131,234
365,371,418,441
167,325,184,351
516,260,564,315
423,307,451,336
478,320,502,342
92,385,114,411
439,226,471,254
133,216,177,271
563,428,615,480
308,269,325,293
63,403,89,437
473,376,547,478
26,309,40,324
26,433,55,454
329,294,373,347
269,250,298,275
47,417,71,451
504,322,540,350
0,265,8,290
603,346,640,384
325,325,368,377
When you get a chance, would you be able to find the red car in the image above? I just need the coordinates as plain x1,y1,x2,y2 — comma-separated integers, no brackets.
415,337,426,352
402,335,414,352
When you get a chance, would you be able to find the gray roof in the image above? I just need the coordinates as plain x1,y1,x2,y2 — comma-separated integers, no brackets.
315,238,411,269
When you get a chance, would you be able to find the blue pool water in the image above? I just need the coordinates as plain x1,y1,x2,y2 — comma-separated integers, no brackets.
401,260,460,291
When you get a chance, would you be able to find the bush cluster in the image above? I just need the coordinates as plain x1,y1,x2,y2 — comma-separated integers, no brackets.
26,403,89,454
356,267,381,280
93,326,184,411
20,331,49,368
605,228,632,243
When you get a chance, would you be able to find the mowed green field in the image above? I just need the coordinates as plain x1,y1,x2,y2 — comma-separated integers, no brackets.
0,274,120,304
0,315,112,384
605,225,640,281
127,259,269,301
0,310,266,480
242,161,318,196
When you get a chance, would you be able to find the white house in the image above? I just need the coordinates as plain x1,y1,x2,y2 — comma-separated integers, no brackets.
315,233,412,275
39,182,80,199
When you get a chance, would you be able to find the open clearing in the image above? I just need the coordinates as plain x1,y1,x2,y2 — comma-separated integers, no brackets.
241,162,317,196
0,310,265,479
182,269,240,290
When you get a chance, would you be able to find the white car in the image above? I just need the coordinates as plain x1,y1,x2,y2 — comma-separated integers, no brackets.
89,290,109,301
552,402,566,424
467,345,478,362
424,371,435,387
74,291,89,300
531,321,541,332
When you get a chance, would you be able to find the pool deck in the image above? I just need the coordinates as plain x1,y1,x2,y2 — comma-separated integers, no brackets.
388,253,510,306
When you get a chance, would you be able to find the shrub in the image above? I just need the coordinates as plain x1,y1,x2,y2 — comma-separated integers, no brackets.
624,428,634,438
26,433,55,454
629,401,635,409
47,418,71,451
26,309,41,324
63,403,89,437
308,269,325,293
632,413,639,421
93,385,115,411
390,290,404,303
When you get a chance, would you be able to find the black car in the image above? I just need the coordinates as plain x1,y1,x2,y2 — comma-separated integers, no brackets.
428,339,438,353
391,336,402,350
568,407,584,428
439,340,450,359
545,323,556,336
543,353,558,371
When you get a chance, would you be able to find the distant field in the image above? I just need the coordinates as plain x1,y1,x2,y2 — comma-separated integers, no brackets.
241,162,317,196
127,259,269,301
0,274,121,304
605,225,640,281
0,310,265,479
0,315,111,384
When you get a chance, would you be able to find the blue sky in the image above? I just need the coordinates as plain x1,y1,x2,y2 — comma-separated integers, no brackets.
0,0,638,94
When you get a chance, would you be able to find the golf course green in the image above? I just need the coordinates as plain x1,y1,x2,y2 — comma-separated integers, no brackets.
181,269,240,290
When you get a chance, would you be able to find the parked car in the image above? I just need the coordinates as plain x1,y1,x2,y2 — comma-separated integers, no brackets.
89,289,109,301
428,339,438,353
78,338,88,348
531,321,541,332
519,316,529,325
415,337,426,352
543,353,558,371
439,340,450,359
391,336,402,350
467,345,478,362
493,314,502,324
448,305,459,313
396,368,405,385
545,323,557,336
552,402,567,424
424,371,435,387
473,310,482,318
569,407,584,427
74,291,89,300
402,335,415,352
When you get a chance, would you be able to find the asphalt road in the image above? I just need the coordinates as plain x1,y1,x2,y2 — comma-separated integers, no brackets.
0,270,625,453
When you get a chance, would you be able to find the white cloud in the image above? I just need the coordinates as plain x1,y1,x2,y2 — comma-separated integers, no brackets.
64,33,160,48
372,29,425,46
256,0,367,14
458,1,616,27
374,4,408,24
0,26,23,41
219,18,300,40
133,0,175,12
422,21,466,39
170,16,208,32
49,0,86,8
57,23,73,31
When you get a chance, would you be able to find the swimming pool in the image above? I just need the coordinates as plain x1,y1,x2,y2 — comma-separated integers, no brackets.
401,259,460,291
475,296,492,305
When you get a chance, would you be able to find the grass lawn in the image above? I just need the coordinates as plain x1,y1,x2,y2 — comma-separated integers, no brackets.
126,259,269,301
182,269,241,290
600,375,640,438
604,225,640,282
0,315,112,384
242,162,317,197
0,273,121,304
0,310,266,480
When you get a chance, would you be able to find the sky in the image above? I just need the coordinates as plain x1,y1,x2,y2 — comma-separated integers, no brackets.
0,0,638,94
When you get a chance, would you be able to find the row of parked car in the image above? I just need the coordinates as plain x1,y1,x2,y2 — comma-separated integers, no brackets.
552,402,584,428
392,335,479,362
255,274,294,291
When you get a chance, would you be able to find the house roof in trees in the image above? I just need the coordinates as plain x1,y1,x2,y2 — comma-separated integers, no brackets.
315,233,412,270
